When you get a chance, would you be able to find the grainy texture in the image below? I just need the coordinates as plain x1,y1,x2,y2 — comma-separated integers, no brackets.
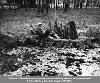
0,8,100,76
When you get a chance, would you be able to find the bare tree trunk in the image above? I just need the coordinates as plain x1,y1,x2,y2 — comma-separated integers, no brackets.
37,0,42,13
76,0,80,9
80,0,83,9
29,0,36,9
85,0,89,9
74,0,76,9
63,0,70,12
45,0,49,14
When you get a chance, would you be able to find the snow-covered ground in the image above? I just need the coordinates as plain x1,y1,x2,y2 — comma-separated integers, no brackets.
1,46,100,76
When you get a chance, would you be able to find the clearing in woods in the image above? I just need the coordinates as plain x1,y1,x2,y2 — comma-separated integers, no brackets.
0,8,100,36
0,8,100,76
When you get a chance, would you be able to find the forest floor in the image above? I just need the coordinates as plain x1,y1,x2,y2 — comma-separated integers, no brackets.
0,8,100,76
0,8,100,35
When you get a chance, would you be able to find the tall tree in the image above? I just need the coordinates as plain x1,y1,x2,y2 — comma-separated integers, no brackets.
29,0,36,9
63,0,70,12
85,0,89,9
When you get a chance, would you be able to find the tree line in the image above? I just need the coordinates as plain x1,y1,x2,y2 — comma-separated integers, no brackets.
1,0,100,13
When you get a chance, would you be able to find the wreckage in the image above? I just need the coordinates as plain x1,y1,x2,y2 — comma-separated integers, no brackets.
30,20,78,42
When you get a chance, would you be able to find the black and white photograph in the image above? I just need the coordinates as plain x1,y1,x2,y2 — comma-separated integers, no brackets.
0,0,100,82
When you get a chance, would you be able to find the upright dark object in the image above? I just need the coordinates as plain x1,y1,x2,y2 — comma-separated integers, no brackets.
63,23,70,39
63,0,70,12
85,0,89,9
54,19,58,34
80,0,83,9
68,21,78,40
